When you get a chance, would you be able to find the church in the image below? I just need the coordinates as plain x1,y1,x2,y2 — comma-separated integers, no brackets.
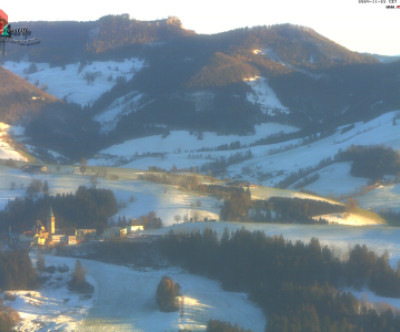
33,207,75,246
32,206,93,246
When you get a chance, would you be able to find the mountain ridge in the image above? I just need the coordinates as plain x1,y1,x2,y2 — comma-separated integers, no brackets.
1,15,399,160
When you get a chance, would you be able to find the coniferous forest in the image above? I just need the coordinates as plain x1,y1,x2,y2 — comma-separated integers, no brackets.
0,249,37,290
159,229,400,332
0,186,117,233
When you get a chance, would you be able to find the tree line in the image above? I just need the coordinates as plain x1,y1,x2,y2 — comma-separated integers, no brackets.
0,249,37,291
0,186,117,233
337,145,400,181
159,228,400,331
220,193,344,224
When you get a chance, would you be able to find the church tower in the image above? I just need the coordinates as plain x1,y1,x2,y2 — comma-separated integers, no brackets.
48,206,55,234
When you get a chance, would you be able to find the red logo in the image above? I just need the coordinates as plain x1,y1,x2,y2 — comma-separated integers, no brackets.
0,10,8,35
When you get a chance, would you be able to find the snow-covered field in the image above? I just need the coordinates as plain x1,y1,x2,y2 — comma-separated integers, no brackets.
89,122,298,167
94,91,146,134
79,259,265,332
4,254,95,332
0,164,385,226
3,59,145,106
0,123,27,162
7,223,400,331
0,167,220,226
88,110,400,205
228,111,400,188
312,212,382,226
301,162,368,198
356,183,400,213
7,255,265,332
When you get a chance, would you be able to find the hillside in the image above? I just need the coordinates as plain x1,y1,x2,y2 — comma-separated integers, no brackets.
0,66,58,123
1,15,398,165
4,15,194,64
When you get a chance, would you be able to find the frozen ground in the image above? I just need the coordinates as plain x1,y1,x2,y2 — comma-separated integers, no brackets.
0,165,385,226
89,122,298,167
356,184,400,213
312,212,382,226
228,111,400,187
0,123,27,162
8,224,400,331
245,76,289,115
5,254,265,331
88,110,400,204
4,254,95,332
7,225,400,331
3,59,145,106
94,91,147,134
101,179,220,226
0,166,220,226
78,259,265,332
298,162,368,198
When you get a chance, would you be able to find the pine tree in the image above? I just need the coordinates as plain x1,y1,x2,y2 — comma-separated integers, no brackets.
155,276,180,312
72,260,85,285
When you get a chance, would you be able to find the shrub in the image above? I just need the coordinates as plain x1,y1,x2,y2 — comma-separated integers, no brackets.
155,276,180,312
68,260,94,294
0,305,20,332
36,254,46,272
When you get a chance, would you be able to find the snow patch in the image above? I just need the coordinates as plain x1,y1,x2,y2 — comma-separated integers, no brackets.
303,162,369,197
46,256,266,331
186,91,215,113
245,76,289,115
90,123,297,167
94,91,146,133
357,183,400,213
6,254,94,332
3,59,145,106
312,212,381,226
0,123,27,161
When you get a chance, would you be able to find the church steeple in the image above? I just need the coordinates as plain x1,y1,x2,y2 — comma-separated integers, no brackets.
48,206,55,234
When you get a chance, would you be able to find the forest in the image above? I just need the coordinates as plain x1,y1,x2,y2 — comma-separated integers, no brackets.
0,185,117,233
337,145,400,181
220,193,344,223
0,250,36,330
159,228,400,331
0,249,37,290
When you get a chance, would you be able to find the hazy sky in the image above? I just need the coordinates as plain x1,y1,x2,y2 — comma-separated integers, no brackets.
3,0,400,55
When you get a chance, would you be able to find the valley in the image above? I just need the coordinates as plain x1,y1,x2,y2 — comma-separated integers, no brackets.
0,12,399,332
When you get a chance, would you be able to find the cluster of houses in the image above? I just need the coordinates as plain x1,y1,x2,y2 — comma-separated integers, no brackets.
9,207,145,247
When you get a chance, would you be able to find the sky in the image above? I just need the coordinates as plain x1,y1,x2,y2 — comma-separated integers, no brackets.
3,0,400,55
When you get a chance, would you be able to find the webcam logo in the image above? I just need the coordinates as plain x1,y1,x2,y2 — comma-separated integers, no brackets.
0,9,9,36
0,9,39,55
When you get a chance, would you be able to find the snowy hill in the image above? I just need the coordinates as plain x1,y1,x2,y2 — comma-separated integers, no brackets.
3,59,145,106
89,123,298,167
5,254,264,332
0,66,58,124
0,165,220,226
88,110,400,202
2,17,398,160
